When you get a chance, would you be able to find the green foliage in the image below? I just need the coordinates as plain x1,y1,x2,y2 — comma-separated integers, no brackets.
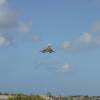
3,92,9,95
8,95,46,100
8,97,13,100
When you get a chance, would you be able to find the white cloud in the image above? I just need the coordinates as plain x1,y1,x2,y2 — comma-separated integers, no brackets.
61,64,71,72
0,0,32,47
0,35,11,47
61,32,100,51
0,0,17,32
61,20,100,51
79,32,93,44
18,21,32,33
0,0,7,5
78,32,100,47
62,41,72,49
57,63,71,73
0,0,32,33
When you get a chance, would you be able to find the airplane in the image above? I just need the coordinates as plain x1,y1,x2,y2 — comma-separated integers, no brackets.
41,44,55,53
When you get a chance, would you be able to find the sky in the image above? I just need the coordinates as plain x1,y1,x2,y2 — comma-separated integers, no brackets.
0,0,100,96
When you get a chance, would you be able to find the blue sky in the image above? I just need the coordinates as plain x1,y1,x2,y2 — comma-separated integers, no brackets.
0,0,100,96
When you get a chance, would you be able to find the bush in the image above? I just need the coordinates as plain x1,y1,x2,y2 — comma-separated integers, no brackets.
8,95,46,100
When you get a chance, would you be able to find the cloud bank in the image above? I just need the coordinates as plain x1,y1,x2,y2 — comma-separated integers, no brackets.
0,0,17,32
0,0,32,47
62,32,100,51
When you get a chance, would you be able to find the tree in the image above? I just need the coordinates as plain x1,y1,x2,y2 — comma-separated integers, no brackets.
46,92,52,97
0,92,2,95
